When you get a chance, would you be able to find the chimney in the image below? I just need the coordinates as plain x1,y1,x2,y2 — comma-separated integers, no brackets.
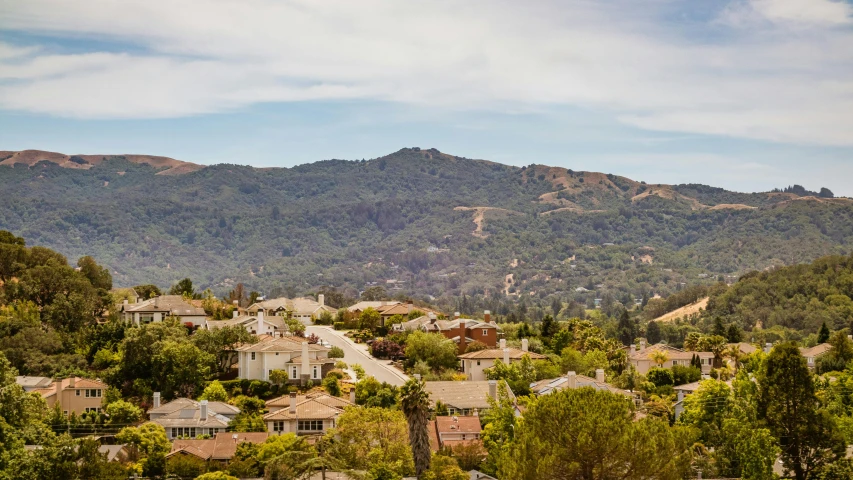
55,379,61,398
677,390,684,403
567,371,577,389
257,311,265,336
473,408,479,417
764,342,772,353
503,348,510,364
454,312,460,319
488,380,497,400
301,342,310,380
289,392,297,414
153,392,161,409
407,300,413,315
414,373,422,380
318,294,325,307
429,313,437,324
521,339,529,352
639,340,646,351
69,377,76,388
200,400,208,419
499,339,506,349
630,344,636,355
233,309,239,319
484,310,491,323
349,388,356,404
123,299,128,305
595,369,605,383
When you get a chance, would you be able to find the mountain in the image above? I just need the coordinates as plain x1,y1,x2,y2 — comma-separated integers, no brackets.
1,147,851,315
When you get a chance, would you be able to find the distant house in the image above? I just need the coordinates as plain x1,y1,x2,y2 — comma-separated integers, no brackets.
424,380,515,416
247,296,335,324
458,339,547,381
800,343,832,370
148,395,239,440
30,377,108,415
120,295,207,328
206,310,288,337
15,375,53,392
627,342,714,375
530,370,640,405
395,311,501,354
427,416,484,456
264,392,354,436
235,336,335,384
168,432,269,463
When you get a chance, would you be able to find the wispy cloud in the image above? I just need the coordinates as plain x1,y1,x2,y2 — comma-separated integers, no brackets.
0,0,851,147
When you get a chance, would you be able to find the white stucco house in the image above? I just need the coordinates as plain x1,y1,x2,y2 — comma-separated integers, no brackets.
235,336,335,384
120,295,208,328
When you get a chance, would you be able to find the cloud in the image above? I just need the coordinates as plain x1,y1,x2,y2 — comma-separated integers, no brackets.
0,0,852,146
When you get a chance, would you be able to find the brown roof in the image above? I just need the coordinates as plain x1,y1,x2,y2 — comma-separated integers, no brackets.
235,336,330,353
458,348,547,360
435,416,482,435
123,295,206,316
267,393,353,409
263,397,351,421
530,374,635,398
800,343,832,357
424,381,515,410
33,377,108,398
629,345,712,361
729,342,758,354
169,432,269,460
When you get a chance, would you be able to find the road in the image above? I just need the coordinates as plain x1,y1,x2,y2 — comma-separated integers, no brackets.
306,325,409,386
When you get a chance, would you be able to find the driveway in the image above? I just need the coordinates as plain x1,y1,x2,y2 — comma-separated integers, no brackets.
306,325,409,386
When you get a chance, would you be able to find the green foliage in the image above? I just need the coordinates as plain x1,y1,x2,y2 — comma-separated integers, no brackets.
199,380,228,402
646,367,674,387
323,407,414,476
116,423,170,477
166,454,208,479
404,331,459,372
169,278,196,297
355,376,399,408
421,455,468,480
400,378,432,476
671,365,701,386
497,388,693,479
268,369,289,386
323,374,342,397
195,472,239,480
104,399,143,425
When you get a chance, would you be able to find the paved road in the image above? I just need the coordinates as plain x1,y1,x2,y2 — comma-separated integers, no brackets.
306,325,409,386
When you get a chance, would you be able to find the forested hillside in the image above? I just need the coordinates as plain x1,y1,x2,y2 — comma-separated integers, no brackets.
1,147,852,318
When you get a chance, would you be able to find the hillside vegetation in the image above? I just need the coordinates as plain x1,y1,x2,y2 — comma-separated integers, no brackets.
1,147,851,318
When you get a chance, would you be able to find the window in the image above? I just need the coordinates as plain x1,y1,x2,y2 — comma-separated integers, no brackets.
313,366,319,379
251,352,256,361
482,329,488,336
476,361,481,366
84,389,102,398
172,427,197,438
207,428,219,435
141,314,154,324
298,420,323,431
292,367,298,378
273,421,285,432
808,357,814,365
85,407,101,413
671,360,678,366
76,390,81,396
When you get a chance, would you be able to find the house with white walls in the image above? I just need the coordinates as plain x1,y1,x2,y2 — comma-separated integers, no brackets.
148,395,240,439
263,392,354,436
247,296,335,324
627,341,715,375
120,295,208,328
458,339,547,381
235,336,335,384
206,310,288,337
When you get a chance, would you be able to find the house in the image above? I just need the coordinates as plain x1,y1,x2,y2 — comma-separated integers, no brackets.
427,415,484,454
121,295,208,328
530,370,640,404
25,444,130,463
206,310,288,337
148,395,240,440
30,377,108,415
627,342,714,375
396,311,500,354
347,300,402,316
469,471,498,480
15,375,53,392
458,339,547,381
424,380,515,416
247,296,336,324
168,432,269,463
800,343,832,370
264,392,354,436
235,336,335,384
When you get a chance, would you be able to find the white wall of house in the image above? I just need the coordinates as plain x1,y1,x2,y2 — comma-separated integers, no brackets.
237,352,324,382
462,359,495,381
127,312,207,327
267,418,335,435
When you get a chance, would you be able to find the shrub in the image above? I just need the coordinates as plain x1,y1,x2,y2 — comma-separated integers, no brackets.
647,367,674,387
326,369,345,380
334,322,346,330
371,339,404,359
671,365,701,386
247,380,271,398
329,346,345,358
334,360,348,369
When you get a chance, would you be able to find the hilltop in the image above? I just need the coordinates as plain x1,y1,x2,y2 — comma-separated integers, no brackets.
0,147,851,315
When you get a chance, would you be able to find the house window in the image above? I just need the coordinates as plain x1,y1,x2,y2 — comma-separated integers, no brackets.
207,428,219,435
85,407,101,413
808,357,814,365
292,367,298,378
482,329,488,336
85,389,102,398
313,366,319,379
273,421,285,432
251,352,256,361
672,360,678,366
141,314,154,324
172,427,197,438
298,420,323,431
76,390,81,396
476,361,481,366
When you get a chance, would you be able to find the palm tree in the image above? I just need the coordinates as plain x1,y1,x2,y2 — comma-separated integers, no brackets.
400,377,431,476
724,344,744,372
650,349,669,368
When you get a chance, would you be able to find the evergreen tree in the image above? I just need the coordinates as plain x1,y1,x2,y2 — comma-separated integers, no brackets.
712,317,727,338
617,310,634,347
540,315,557,339
400,378,431,476
690,354,701,370
646,321,661,345
758,342,844,480
818,322,830,344
726,324,743,343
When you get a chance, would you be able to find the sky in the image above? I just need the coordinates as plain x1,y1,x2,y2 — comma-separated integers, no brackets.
1,0,852,195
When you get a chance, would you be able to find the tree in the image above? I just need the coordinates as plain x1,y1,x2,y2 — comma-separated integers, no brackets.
116,423,171,477
151,340,214,399
104,399,143,425
200,380,228,402
169,278,196,298
323,407,413,476
678,379,731,446
497,388,692,479
818,322,831,344
166,454,208,479
818,330,853,373
617,310,635,346
697,335,728,369
355,376,399,408
196,472,239,480
359,307,381,332
328,346,345,358
133,284,162,300
726,324,743,343
400,378,432,476
269,369,289,387
421,454,467,480
540,314,557,339
361,286,387,301
758,342,844,480
650,349,669,368
464,341,488,353
646,321,661,344
323,374,342,397
405,331,459,372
